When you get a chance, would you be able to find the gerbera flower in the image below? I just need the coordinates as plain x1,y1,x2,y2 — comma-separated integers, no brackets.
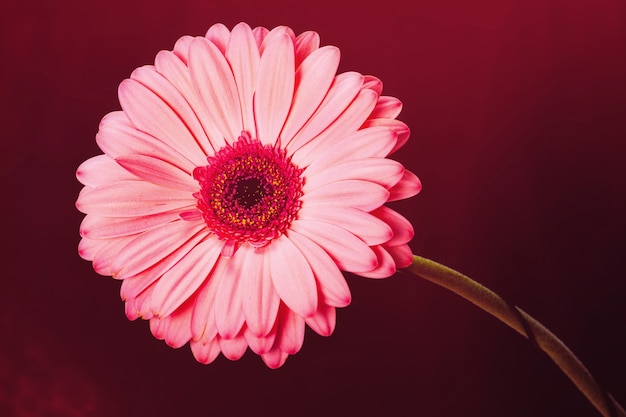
76,22,421,368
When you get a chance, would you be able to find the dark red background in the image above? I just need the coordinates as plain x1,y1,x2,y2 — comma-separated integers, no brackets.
1,0,625,416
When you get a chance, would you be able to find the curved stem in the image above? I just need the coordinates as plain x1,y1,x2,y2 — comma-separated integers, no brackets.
405,255,625,417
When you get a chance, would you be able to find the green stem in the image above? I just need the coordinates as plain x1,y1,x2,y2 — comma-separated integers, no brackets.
405,255,625,417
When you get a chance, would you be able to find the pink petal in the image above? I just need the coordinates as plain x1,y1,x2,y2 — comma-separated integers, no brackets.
355,245,396,279
214,251,246,339
151,235,222,317
154,50,225,152
118,78,207,167
268,235,318,318
189,37,243,143
259,26,295,54
226,22,260,134
300,180,389,212
76,181,195,217
305,303,336,337
292,88,379,167
275,304,305,354
370,96,402,119
76,155,137,187
91,235,136,276
294,31,320,67
303,127,397,177
205,23,231,54
220,239,237,257
280,46,340,143
120,230,208,299
110,220,207,279
252,26,269,48
77,237,100,261
80,210,187,239
96,111,196,173
303,158,404,193
129,65,213,157
290,219,378,273
124,297,142,321
190,337,221,365
254,32,295,146
361,118,411,155
244,326,276,355
180,210,202,221
125,281,157,320
190,257,226,341
261,347,289,369
120,269,161,302
297,206,392,246
362,75,383,95
240,247,280,337
372,206,414,246
172,35,194,64
287,230,351,308
385,244,414,268
115,154,198,192
164,307,194,349
285,71,363,153
388,169,422,202
218,333,248,360
149,297,194,348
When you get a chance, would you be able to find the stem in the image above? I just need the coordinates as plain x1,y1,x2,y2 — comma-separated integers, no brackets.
405,255,625,417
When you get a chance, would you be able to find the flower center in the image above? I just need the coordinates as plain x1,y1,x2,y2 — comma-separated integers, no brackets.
193,132,304,249
234,177,267,208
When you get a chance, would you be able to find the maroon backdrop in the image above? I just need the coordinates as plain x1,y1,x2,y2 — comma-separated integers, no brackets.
1,0,625,416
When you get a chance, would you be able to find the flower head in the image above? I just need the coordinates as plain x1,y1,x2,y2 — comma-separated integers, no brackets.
76,22,421,368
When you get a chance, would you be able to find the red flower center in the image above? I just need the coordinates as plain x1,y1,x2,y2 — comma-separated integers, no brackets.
193,132,304,248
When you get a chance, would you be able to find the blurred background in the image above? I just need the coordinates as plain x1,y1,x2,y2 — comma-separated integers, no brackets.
1,0,625,416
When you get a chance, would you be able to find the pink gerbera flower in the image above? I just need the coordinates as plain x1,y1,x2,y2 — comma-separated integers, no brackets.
76,22,421,368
